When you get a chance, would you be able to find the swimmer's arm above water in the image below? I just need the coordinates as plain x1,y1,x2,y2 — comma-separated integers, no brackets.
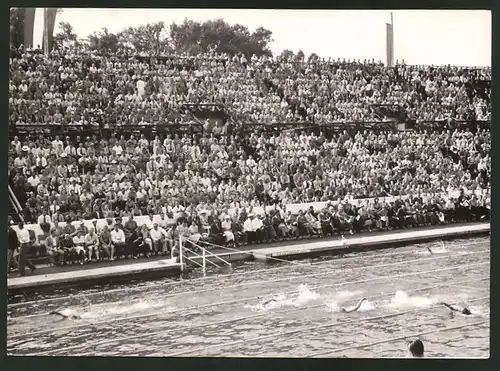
262,298,277,306
438,302,471,315
438,302,460,312
340,298,366,313
49,310,69,319
49,310,80,320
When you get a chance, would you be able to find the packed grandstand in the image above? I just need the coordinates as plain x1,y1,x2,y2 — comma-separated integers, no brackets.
8,43,491,266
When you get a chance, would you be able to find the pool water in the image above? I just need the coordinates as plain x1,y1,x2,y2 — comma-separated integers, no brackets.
7,237,490,358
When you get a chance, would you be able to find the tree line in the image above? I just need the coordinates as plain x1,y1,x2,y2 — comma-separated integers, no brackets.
10,8,316,60
60,18,277,58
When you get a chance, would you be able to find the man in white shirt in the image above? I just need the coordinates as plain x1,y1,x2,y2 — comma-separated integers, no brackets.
149,223,167,254
16,221,36,276
110,225,126,261
243,213,263,244
37,210,52,233
27,172,41,189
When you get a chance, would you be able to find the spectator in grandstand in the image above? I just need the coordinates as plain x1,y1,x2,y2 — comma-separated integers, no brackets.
166,224,179,253
124,214,139,253
221,215,235,246
110,224,127,261
134,224,152,257
85,227,100,262
99,225,112,260
72,230,86,265
8,219,19,272
150,222,167,255
7,47,492,273
45,229,65,266
188,220,203,244
15,221,36,275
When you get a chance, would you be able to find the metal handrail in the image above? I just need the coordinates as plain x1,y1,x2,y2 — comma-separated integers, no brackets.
182,244,220,268
191,241,231,267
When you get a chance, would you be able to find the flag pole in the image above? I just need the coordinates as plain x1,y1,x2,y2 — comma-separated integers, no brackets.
43,8,48,55
391,12,394,65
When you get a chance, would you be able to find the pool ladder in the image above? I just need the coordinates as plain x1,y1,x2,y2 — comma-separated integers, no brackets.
179,235,231,276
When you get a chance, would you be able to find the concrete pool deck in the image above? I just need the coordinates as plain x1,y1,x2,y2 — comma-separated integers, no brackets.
7,222,489,295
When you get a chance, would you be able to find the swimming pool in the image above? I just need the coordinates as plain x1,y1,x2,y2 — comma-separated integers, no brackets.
7,237,490,358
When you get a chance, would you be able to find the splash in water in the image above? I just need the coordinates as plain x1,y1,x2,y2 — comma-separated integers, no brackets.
324,289,375,313
53,300,175,321
387,290,437,309
245,285,321,312
334,290,364,300
292,284,320,305
413,242,448,256
357,299,376,311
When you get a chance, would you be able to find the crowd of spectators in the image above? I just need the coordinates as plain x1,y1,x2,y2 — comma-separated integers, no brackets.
8,187,491,269
8,45,491,271
9,127,490,226
9,45,491,128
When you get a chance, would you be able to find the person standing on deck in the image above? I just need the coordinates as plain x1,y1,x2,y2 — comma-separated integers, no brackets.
8,219,20,272
16,221,36,276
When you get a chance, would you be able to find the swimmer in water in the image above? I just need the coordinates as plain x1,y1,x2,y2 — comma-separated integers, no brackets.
49,310,81,320
340,298,367,313
408,339,424,358
425,246,433,255
438,302,472,316
262,298,278,306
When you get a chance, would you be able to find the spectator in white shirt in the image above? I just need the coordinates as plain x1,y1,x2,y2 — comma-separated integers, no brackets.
221,216,235,244
110,225,126,261
243,213,263,244
144,214,155,230
16,221,36,276
27,172,41,189
72,230,86,265
149,223,167,254
187,220,202,244
37,210,52,233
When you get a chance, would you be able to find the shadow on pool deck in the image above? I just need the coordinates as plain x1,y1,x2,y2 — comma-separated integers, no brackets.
8,222,488,279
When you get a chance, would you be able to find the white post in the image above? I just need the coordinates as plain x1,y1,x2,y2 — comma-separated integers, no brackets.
202,246,206,277
179,235,184,272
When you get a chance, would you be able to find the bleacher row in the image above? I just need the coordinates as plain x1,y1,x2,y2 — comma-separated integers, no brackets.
9,47,491,128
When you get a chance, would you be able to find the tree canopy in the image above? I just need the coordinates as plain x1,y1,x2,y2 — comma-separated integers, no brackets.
53,21,80,50
10,8,26,48
52,17,274,57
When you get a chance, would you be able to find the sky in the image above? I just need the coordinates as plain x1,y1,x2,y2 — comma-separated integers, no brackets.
34,8,491,67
